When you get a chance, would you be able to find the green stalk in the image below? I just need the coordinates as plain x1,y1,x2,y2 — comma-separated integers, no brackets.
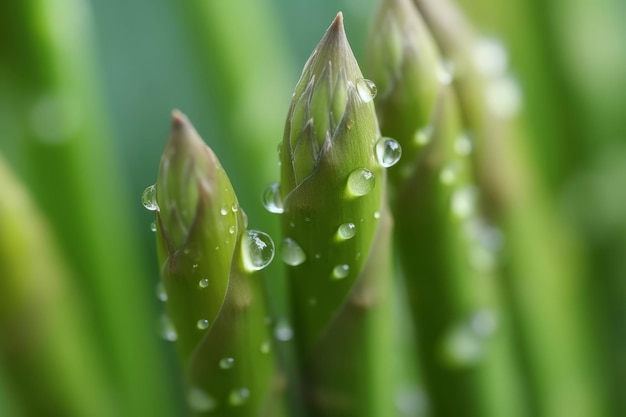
279,14,395,416
410,0,610,416
0,1,175,415
154,112,287,416
367,1,529,416
0,154,118,417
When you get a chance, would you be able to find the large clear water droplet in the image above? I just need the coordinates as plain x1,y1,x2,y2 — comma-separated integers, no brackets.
280,238,306,266
160,314,177,341
198,278,209,288
376,137,402,167
242,230,275,271
274,318,294,341
141,185,159,211
347,168,375,197
332,264,350,280
337,223,356,240
261,182,284,214
219,357,235,370
197,319,210,330
228,388,250,407
356,78,377,103
187,386,216,413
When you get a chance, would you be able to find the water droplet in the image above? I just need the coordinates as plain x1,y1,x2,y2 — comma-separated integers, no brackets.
347,168,375,196
160,315,177,341
332,264,350,279
439,163,459,185
228,388,250,407
242,230,275,271
197,319,210,330
437,60,454,85
192,263,198,269
280,238,306,266
219,357,235,369
486,75,522,119
454,134,473,156
375,137,403,167
220,207,228,216
231,203,239,212
229,225,236,234
187,386,216,412
442,324,484,367
473,38,508,78
374,211,381,219
274,318,294,341
451,186,478,219
261,182,284,214
199,278,209,288
414,126,433,146
470,310,498,337
141,185,159,211
356,78,377,103
149,221,157,232
260,340,271,354
156,282,167,302
337,223,356,240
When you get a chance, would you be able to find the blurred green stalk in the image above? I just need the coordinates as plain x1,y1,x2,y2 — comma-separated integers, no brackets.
0,155,118,417
0,1,175,415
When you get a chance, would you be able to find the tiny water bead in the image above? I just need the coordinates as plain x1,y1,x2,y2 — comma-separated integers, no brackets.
375,137,402,167
454,134,473,156
220,206,228,216
199,278,209,288
160,315,177,342
141,184,159,211
229,388,250,407
197,319,210,330
373,211,381,219
439,162,460,185
219,357,235,370
149,221,157,232
337,223,356,240
187,387,216,413
242,230,275,271
347,168,375,197
274,318,294,341
356,78,377,103
280,238,306,266
442,324,485,367
332,264,350,279
451,186,478,219
260,340,271,354
231,203,239,212
414,125,433,146
261,182,284,214
156,282,167,302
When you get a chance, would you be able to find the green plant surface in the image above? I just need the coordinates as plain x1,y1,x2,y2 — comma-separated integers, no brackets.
0,155,118,417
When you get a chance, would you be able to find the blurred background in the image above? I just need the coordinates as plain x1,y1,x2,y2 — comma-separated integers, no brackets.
0,0,624,415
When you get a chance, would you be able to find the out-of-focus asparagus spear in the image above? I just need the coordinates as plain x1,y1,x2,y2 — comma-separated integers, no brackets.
0,155,118,417
409,1,610,416
152,111,286,416
278,13,397,417
367,1,529,416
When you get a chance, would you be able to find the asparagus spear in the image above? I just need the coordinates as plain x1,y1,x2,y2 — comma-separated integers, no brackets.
279,13,396,416
153,111,286,416
0,154,118,417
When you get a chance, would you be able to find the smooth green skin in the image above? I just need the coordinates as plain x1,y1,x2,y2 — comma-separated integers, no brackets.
393,86,528,417
279,15,396,416
0,156,118,417
412,1,610,416
0,1,176,416
155,115,286,417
